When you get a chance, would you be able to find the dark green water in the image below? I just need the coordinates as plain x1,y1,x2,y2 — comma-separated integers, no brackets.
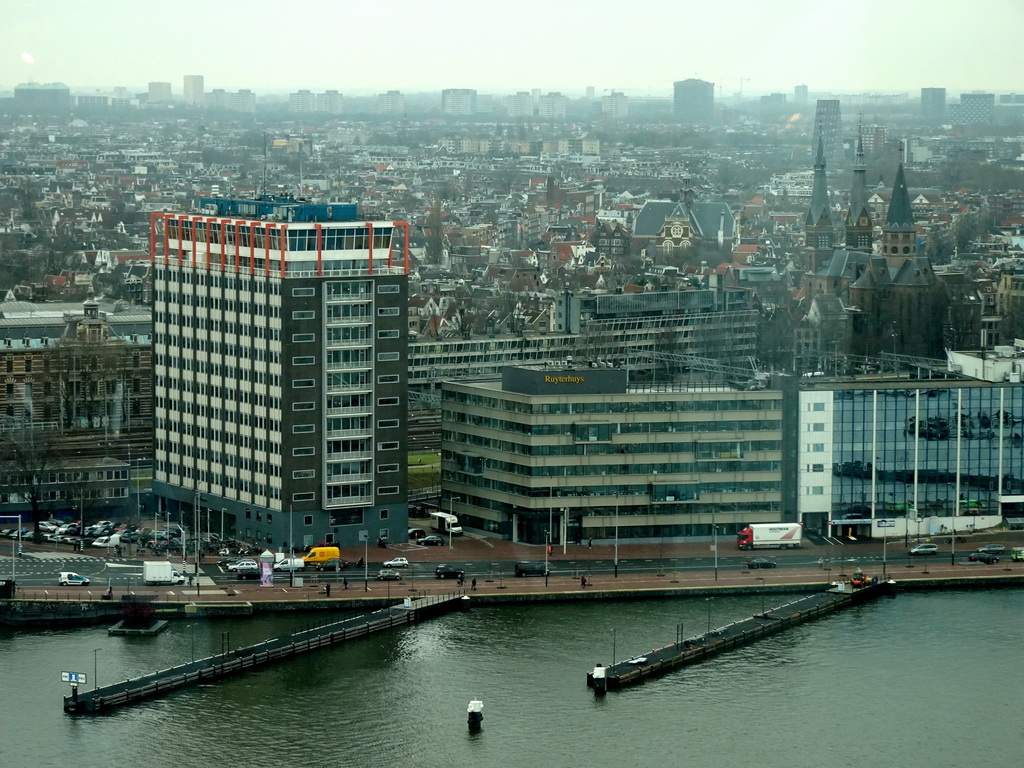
1,590,1019,768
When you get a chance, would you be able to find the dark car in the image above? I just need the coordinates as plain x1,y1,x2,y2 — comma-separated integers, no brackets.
968,551,1000,564
746,558,777,569
235,564,260,579
420,535,444,546
435,564,465,580
974,544,1005,555
316,558,348,572
514,561,549,577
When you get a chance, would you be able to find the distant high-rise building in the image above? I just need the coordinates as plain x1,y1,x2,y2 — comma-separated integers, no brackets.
148,81,172,104
673,79,714,123
794,84,808,105
378,90,405,115
920,87,945,122
859,124,887,157
13,82,71,113
183,75,204,107
507,91,533,119
208,89,255,113
289,90,317,113
317,90,343,115
951,92,995,125
442,88,477,116
601,91,628,120
811,99,842,163
537,92,568,120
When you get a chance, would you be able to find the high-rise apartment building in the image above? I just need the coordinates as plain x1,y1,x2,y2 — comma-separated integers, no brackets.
601,91,628,119
148,81,172,104
183,75,204,107
537,92,568,120
794,84,808,105
289,90,317,113
673,78,715,123
507,91,533,119
442,88,477,116
920,87,945,122
317,90,343,115
378,90,405,115
150,197,411,549
951,92,995,125
811,99,842,163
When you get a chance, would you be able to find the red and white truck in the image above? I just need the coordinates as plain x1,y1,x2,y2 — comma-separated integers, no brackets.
737,523,802,550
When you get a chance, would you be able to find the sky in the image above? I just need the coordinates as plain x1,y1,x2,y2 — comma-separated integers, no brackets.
4,0,1023,97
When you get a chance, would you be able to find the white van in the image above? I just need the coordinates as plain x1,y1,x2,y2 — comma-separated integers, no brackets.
273,558,306,572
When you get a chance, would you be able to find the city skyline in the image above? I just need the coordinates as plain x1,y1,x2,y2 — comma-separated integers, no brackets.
5,0,1024,97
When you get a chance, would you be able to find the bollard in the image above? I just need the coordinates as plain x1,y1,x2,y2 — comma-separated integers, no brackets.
467,699,484,731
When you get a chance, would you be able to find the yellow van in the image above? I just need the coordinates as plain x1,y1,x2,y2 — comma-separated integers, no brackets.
303,546,341,568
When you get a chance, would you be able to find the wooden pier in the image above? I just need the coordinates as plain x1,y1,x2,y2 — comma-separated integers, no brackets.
588,580,894,693
64,593,468,714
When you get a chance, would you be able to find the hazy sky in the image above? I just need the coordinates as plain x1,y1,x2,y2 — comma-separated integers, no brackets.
5,0,1022,97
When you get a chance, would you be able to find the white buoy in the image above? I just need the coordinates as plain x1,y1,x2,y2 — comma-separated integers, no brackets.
467,699,483,731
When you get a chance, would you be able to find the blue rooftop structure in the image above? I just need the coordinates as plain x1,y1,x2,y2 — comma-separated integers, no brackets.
197,195,359,223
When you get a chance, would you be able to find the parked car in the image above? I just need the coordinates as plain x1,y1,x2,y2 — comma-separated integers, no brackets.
377,569,403,581
968,552,1000,564
235,565,260,579
383,557,410,568
514,561,549,577
419,535,444,546
58,572,90,586
273,558,306,572
974,544,1005,554
908,543,938,556
435,564,465,580
746,558,777,569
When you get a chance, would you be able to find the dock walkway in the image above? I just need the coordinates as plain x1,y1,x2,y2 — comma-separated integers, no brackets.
64,592,467,714
589,580,893,693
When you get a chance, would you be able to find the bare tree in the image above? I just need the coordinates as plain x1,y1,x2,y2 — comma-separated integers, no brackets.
0,428,64,540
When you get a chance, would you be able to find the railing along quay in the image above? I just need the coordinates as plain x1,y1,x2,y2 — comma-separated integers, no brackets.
64,592,467,714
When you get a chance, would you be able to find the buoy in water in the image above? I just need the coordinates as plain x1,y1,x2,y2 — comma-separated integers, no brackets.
592,663,607,695
467,699,483,731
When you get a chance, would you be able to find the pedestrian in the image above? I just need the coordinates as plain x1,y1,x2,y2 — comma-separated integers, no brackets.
343,577,348,590
187,573,194,586
817,557,824,569
326,583,331,597
588,537,592,549
471,577,477,590
580,574,587,588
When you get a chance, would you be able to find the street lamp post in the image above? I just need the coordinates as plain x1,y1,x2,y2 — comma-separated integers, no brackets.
544,530,550,575
712,509,718,582
613,505,619,578
756,576,766,614
706,597,713,636
0,516,21,584
448,494,461,549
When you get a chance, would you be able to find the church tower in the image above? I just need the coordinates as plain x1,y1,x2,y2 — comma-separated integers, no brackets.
805,137,835,272
844,137,872,251
880,162,916,268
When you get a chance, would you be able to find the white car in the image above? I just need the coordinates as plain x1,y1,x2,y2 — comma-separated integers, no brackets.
225,559,258,572
91,536,113,547
58,572,90,586
382,557,410,568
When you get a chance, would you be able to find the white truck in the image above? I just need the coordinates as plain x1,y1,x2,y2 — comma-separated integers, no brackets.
737,523,802,550
143,561,187,585
429,511,464,536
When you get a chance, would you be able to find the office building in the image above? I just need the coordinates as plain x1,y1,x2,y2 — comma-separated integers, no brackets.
441,366,787,544
951,92,995,125
794,84,808,105
442,88,477,116
183,75,204,107
811,99,842,163
148,81,172,105
150,197,411,549
13,82,71,113
920,87,945,122
673,79,715,123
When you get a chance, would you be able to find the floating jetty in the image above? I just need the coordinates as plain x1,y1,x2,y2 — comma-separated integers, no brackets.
64,593,467,714
588,580,894,693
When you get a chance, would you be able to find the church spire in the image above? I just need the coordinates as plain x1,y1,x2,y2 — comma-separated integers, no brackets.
845,135,872,251
805,135,835,271
881,161,916,266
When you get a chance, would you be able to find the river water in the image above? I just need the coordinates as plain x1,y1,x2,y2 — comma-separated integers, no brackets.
1,589,1019,768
